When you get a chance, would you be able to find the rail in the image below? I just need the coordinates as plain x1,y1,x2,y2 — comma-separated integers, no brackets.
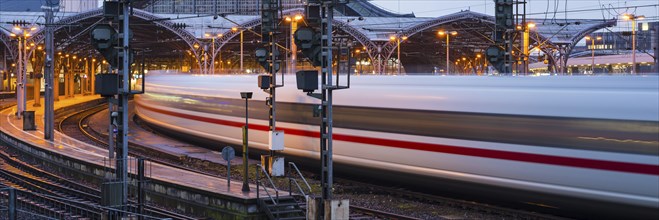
287,162,312,198
255,164,279,205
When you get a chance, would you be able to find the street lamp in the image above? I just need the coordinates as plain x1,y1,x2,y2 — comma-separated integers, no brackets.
205,33,223,74
10,25,36,119
232,27,244,74
585,35,602,74
284,14,303,75
476,53,482,75
438,30,457,74
390,35,407,75
522,22,536,75
622,14,645,75
240,91,253,192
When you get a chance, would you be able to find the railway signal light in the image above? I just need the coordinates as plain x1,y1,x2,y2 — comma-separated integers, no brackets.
294,27,322,67
90,24,118,69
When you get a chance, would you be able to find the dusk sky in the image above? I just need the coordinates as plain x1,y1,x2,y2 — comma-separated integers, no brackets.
370,0,658,19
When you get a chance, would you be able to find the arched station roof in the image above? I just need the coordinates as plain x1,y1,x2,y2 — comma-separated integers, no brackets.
0,7,616,73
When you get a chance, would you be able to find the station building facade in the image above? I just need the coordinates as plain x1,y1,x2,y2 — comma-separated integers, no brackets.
146,0,303,15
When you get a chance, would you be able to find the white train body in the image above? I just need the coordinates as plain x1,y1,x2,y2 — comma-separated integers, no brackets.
135,74,659,211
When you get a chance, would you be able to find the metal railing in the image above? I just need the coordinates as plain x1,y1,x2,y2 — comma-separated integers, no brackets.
256,164,280,205
287,162,312,198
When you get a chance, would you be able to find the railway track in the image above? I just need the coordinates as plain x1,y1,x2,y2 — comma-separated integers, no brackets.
59,103,225,178
0,104,197,220
339,179,568,220
0,146,195,220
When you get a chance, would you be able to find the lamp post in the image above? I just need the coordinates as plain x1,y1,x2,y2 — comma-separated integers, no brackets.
390,35,407,75
10,25,35,119
232,27,244,74
585,35,602,74
240,91,253,192
523,22,535,75
205,33,223,75
476,53,482,75
438,31,457,74
284,14,303,75
623,14,645,75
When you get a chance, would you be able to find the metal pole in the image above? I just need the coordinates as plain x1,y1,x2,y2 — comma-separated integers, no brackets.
138,158,145,220
9,188,16,220
523,27,529,75
91,59,95,95
446,35,450,74
108,97,114,159
43,3,56,141
632,19,637,75
242,97,250,192
211,37,215,75
117,0,130,214
591,39,595,73
16,37,23,119
320,0,335,203
291,20,297,75
240,30,244,74
32,50,41,107
65,57,70,98
397,38,401,75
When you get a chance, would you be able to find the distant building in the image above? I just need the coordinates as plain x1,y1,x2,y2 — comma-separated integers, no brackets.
575,21,657,54
145,0,303,15
142,0,414,17
60,0,98,13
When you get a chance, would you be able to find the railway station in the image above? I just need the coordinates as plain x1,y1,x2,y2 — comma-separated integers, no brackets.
0,0,658,220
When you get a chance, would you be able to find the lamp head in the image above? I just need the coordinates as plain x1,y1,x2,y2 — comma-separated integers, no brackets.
240,92,253,99
622,14,631,20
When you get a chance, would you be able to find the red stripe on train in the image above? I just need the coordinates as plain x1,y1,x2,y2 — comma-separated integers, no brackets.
137,102,659,176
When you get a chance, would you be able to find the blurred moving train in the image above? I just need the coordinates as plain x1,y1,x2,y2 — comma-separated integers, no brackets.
135,74,659,218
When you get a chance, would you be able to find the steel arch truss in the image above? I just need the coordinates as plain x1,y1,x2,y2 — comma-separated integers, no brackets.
558,19,617,73
379,11,495,74
30,8,203,70
0,30,17,61
211,8,376,73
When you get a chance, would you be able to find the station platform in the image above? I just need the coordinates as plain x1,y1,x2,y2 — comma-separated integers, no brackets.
0,97,15,110
0,95,274,217
87,103,246,166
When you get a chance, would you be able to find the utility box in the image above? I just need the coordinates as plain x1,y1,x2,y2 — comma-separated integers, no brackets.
261,155,285,177
95,74,118,97
269,130,284,151
296,70,318,92
307,198,350,220
22,111,36,131
101,181,123,207
325,199,350,220
258,75,271,90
